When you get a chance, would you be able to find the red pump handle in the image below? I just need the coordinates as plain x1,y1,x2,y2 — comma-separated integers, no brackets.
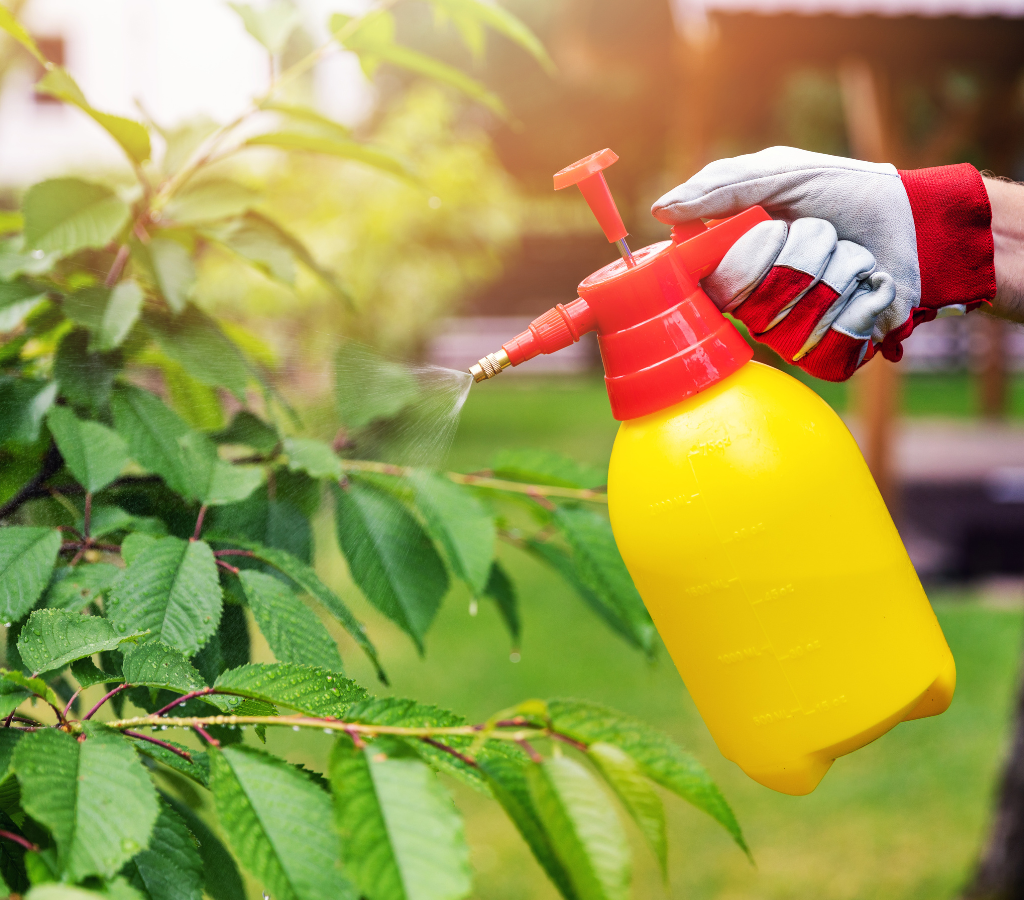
553,149,629,244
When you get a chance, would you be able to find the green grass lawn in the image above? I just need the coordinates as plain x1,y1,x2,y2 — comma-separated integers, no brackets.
262,372,1024,899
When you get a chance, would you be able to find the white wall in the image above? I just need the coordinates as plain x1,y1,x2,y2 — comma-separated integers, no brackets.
0,0,376,186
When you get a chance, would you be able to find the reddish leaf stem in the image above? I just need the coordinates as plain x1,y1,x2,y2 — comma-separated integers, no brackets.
193,724,220,747
421,737,479,769
193,505,208,541
0,830,38,852
516,738,543,764
214,549,256,558
124,729,193,762
104,244,130,287
216,559,240,576
549,731,589,753
83,492,92,538
62,687,83,719
82,682,131,721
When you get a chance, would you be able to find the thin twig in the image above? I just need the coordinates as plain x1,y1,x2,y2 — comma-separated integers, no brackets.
83,492,92,539
124,730,193,762
515,738,543,764
82,682,131,720
214,549,256,558
0,830,38,853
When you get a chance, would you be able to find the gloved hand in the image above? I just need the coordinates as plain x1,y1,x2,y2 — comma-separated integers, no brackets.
652,147,997,381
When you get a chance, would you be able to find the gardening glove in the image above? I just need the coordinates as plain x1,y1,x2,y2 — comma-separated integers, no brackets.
652,147,997,381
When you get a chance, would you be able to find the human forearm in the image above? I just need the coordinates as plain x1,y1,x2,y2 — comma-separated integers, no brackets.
984,177,1024,323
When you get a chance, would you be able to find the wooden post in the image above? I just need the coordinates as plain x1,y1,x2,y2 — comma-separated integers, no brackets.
838,59,902,512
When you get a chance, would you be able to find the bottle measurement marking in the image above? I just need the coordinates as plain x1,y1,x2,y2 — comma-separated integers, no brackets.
752,695,847,726
752,582,794,605
648,492,699,514
717,638,821,665
687,435,732,457
722,521,765,544
684,576,738,597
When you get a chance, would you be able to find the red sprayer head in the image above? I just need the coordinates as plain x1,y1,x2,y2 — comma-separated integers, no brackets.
469,149,771,420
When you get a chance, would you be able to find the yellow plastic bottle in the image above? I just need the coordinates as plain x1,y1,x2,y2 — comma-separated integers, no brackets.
469,150,955,794
608,360,954,794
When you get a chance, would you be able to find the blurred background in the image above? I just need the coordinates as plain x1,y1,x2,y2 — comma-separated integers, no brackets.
3,0,1024,897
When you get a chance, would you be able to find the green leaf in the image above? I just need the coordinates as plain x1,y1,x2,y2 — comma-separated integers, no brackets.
122,533,158,566
330,11,505,115
201,216,295,285
210,745,354,900
282,437,340,480
13,724,159,880
0,280,48,331
17,609,144,674
0,668,60,707
120,640,206,693
95,279,144,350
410,472,494,595
491,449,606,490
0,729,22,783
214,411,279,453
229,1,300,55
106,537,222,655
70,655,119,689
26,884,144,900
225,541,385,682
36,68,151,164
0,377,57,446
429,0,555,72
163,179,257,226
246,133,416,183
132,740,209,787
210,492,312,562
549,507,656,654
45,563,121,612
22,179,130,257
334,341,419,430
214,662,366,717
110,385,193,495
46,406,129,493
0,234,58,280
259,101,352,141
0,527,62,622
330,738,471,900
124,799,202,900
528,756,630,900
482,561,519,646
144,305,250,400
234,211,350,303
0,4,47,64
54,329,117,414
160,359,225,431
175,433,265,506
332,480,448,652
163,797,245,900
478,752,576,900
146,238,194,315
546,699,747,855
588,743,667,879
238,570,343,671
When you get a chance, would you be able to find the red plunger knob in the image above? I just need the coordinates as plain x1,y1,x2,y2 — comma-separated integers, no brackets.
553,149,628,244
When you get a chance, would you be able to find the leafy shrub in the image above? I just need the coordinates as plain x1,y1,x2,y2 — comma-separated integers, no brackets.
0,3,745,898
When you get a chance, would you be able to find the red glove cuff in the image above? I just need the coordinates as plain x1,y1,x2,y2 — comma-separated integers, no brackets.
880,164,997,362
899,163,996,310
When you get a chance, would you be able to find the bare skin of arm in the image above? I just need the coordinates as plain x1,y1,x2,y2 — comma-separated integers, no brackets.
984,177,1024,324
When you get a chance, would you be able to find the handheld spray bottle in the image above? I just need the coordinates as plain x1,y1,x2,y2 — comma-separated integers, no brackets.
470,149,955,795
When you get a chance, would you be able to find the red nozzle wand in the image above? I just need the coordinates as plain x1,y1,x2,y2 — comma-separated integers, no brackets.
553,148,636,267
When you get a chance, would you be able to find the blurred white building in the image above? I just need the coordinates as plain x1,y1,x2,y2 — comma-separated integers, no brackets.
0,0,375,186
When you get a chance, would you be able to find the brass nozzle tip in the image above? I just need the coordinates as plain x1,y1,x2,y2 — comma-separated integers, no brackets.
470,349,511,382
